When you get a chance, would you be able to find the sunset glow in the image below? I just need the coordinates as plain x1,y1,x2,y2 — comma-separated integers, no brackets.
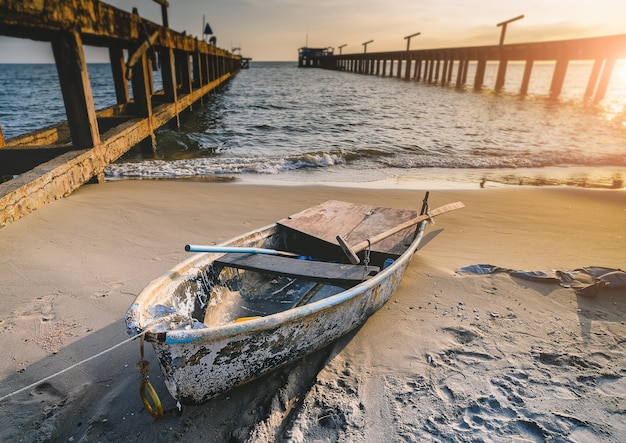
0,0,625,119
1,0,626,62
120,0,626,61
603,60,626,122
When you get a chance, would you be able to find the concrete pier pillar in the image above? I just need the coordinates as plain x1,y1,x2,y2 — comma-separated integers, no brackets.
550,58,569,99
474,58,487,91
584,59,603,101
520,59,534,96
414,59,422,81
404,57,412,80
594,58,616,104
495,59,508,91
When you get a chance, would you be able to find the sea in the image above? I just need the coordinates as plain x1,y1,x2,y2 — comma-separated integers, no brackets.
1,61,625,189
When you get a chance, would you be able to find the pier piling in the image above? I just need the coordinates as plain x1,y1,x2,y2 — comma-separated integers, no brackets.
304,34,626,103
0,0,245,227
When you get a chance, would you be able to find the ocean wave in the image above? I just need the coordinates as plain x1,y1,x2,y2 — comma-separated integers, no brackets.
105,152,344,178
377,152,626,170
6,63,624,186
106,146,626,179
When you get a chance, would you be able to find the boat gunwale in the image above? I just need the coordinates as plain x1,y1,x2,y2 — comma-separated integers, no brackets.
127,219,426,345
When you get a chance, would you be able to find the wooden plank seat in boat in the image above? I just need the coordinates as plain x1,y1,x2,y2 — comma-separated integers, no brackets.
214,253,380,288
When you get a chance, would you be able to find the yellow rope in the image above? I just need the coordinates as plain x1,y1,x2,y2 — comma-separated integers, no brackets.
137,334,163,418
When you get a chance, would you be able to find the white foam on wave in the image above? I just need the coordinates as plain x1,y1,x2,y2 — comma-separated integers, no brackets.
105,152,345,178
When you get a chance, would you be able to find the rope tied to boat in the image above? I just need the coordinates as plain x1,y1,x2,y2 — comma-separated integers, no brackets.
422,192,433,224
362,239,372,280
0,314,173,416
426,210,434,224
410,191,431,244
135,316,185,419
0,329,150,404
137,334,164,419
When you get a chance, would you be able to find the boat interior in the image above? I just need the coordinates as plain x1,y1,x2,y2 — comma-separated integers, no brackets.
181,200,420,327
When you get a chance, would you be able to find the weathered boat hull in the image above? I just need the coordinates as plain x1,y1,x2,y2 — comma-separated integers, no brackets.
126,209,426,405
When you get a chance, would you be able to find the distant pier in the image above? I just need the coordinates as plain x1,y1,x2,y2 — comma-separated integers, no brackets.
0,0,244,227
302,34,626,103
298,47,334,67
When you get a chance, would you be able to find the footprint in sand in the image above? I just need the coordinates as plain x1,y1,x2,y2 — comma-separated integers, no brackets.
442,326,480,344
597,376,626,396
30,382,64,403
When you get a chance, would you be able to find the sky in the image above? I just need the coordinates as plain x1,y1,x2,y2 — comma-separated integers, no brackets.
0,0,625,62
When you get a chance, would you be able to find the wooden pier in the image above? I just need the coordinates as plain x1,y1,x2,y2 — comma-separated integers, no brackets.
0,0,243,227
309,34,626,103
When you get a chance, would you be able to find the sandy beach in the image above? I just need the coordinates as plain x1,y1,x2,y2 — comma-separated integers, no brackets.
0,180,625,442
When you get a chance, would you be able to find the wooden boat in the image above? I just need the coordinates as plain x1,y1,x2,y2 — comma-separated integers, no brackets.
125,193,462,408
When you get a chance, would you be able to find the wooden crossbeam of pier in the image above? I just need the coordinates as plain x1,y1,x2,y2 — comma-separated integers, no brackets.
0,0,247,228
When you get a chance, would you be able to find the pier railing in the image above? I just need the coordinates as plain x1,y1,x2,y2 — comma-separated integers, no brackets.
312,34,626,103
0,0,242,227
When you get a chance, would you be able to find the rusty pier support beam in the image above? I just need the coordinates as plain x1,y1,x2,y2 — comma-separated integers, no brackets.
129,36,156,153
51,30,101,150
109,47,130,104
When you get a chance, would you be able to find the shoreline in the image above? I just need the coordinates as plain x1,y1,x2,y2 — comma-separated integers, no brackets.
0,180,625,442
103,165,626,191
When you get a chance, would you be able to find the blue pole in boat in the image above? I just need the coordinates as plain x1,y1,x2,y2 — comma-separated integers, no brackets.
184,245,299,257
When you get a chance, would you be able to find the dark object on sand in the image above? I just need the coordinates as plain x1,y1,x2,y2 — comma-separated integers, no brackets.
457,264,626,297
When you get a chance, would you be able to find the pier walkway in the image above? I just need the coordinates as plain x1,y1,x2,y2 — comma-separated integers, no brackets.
0,0,243,227
305,34,626,103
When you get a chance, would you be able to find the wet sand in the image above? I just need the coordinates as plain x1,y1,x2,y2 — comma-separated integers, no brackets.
0,180,625,442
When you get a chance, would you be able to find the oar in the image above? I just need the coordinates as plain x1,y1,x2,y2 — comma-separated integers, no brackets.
336,201,465,264
184,244,299,257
